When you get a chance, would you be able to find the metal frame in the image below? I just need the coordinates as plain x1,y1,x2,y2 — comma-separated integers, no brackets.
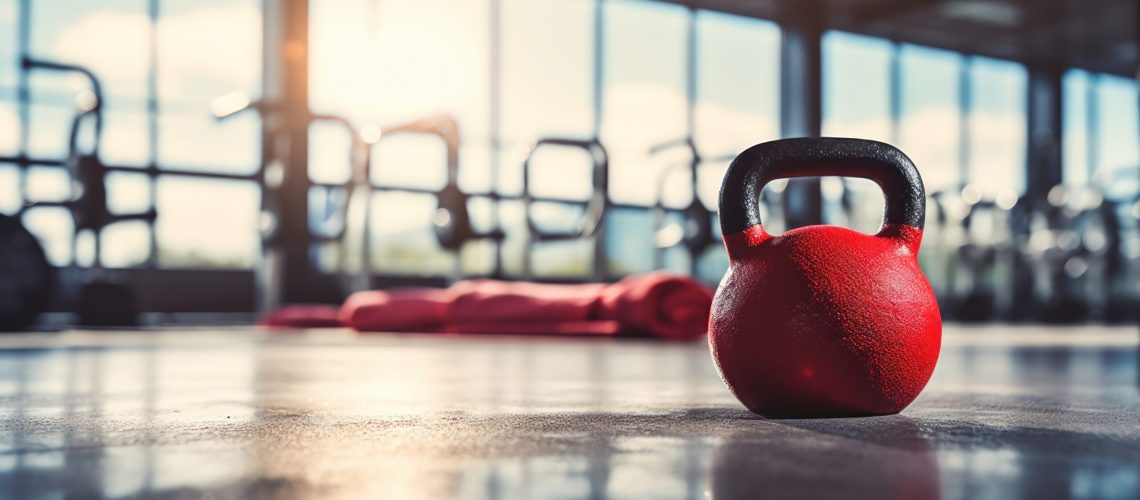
2,0,1127,316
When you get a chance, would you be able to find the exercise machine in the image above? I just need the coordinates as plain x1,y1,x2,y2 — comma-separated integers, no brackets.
23,57,157,326
521,137,609,281
953,188,1016,322
646,137,730,274
1019,184,1112,323
373,114,505,278
212,94,375,309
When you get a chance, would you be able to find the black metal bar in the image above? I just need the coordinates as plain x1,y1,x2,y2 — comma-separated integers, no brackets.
22,58,106,159
488,0,504,277
21,59,106,110
1026,65,1064,198
0,156,258,180
959,54,971,186
146,0,160,268
15,0,30,213
1088,72,1100,178
16,0,29,157
3,153,660,209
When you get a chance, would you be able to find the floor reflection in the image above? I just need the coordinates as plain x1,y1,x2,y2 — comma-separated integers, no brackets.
712,416,940,499
0,327,1137,499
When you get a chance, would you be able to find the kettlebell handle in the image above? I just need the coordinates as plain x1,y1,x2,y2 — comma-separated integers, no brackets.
718,137,925,236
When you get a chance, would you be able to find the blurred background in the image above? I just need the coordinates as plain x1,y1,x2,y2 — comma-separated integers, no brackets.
1,0,1137,327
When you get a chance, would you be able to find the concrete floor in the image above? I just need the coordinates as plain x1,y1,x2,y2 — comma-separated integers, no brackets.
0,325,1137,499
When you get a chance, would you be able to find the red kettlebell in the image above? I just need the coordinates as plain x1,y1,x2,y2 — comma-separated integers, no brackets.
710,138,941,418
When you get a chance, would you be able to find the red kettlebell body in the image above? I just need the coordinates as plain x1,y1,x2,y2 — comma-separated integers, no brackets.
710,138,941,417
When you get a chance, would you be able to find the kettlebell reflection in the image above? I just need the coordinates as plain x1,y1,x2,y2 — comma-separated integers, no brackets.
710,416,940,500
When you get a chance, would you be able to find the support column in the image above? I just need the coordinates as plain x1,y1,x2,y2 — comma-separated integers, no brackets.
958,55,971,186
262,0,314,306
1025,65,1063,198
779,1,824,228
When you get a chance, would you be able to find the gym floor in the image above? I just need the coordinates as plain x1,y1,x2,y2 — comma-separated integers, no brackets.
1,325,1137,499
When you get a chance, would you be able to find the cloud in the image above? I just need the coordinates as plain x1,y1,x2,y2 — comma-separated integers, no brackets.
52,4,261,102
309,0,487,125
54,10,152,86
155,4,262,100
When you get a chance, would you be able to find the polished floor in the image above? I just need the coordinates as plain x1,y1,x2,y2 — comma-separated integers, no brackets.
0,325,1137,499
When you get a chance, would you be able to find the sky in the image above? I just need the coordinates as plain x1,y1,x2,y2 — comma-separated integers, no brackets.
0,0,1137,276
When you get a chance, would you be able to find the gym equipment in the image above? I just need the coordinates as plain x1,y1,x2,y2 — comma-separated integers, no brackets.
710,138,940,417
1065,185,1116,321
1106,196,1140,323
951,188,1017,322
514,0,613,281
647,137,731,273
1019,184,1114,323
0,214,54,331
521,137,609,280
24,57,157,327
213,94,375,306
308,112,375,295
374,115,504,262
924,186,1035,322
1094,167,1139,323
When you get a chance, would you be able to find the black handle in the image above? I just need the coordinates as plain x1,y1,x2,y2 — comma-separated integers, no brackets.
718,137,925,235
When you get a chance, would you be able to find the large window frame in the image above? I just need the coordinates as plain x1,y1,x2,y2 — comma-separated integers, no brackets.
2,0,1133,315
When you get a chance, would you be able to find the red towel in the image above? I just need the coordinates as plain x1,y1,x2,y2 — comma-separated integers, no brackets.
259,304,343,328
597,273,716,340
338,288,452,332
448,280,608,323
340,272,713,340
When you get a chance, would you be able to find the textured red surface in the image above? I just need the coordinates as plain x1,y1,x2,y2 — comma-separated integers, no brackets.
710,223,942,417
259,304,343,328
339,273,713,340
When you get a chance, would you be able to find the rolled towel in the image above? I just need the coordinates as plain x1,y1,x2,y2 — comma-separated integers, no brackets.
340,272,713,340
449,279,607,324
339,288,452,332
260,304,343,328
597,272,714,340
